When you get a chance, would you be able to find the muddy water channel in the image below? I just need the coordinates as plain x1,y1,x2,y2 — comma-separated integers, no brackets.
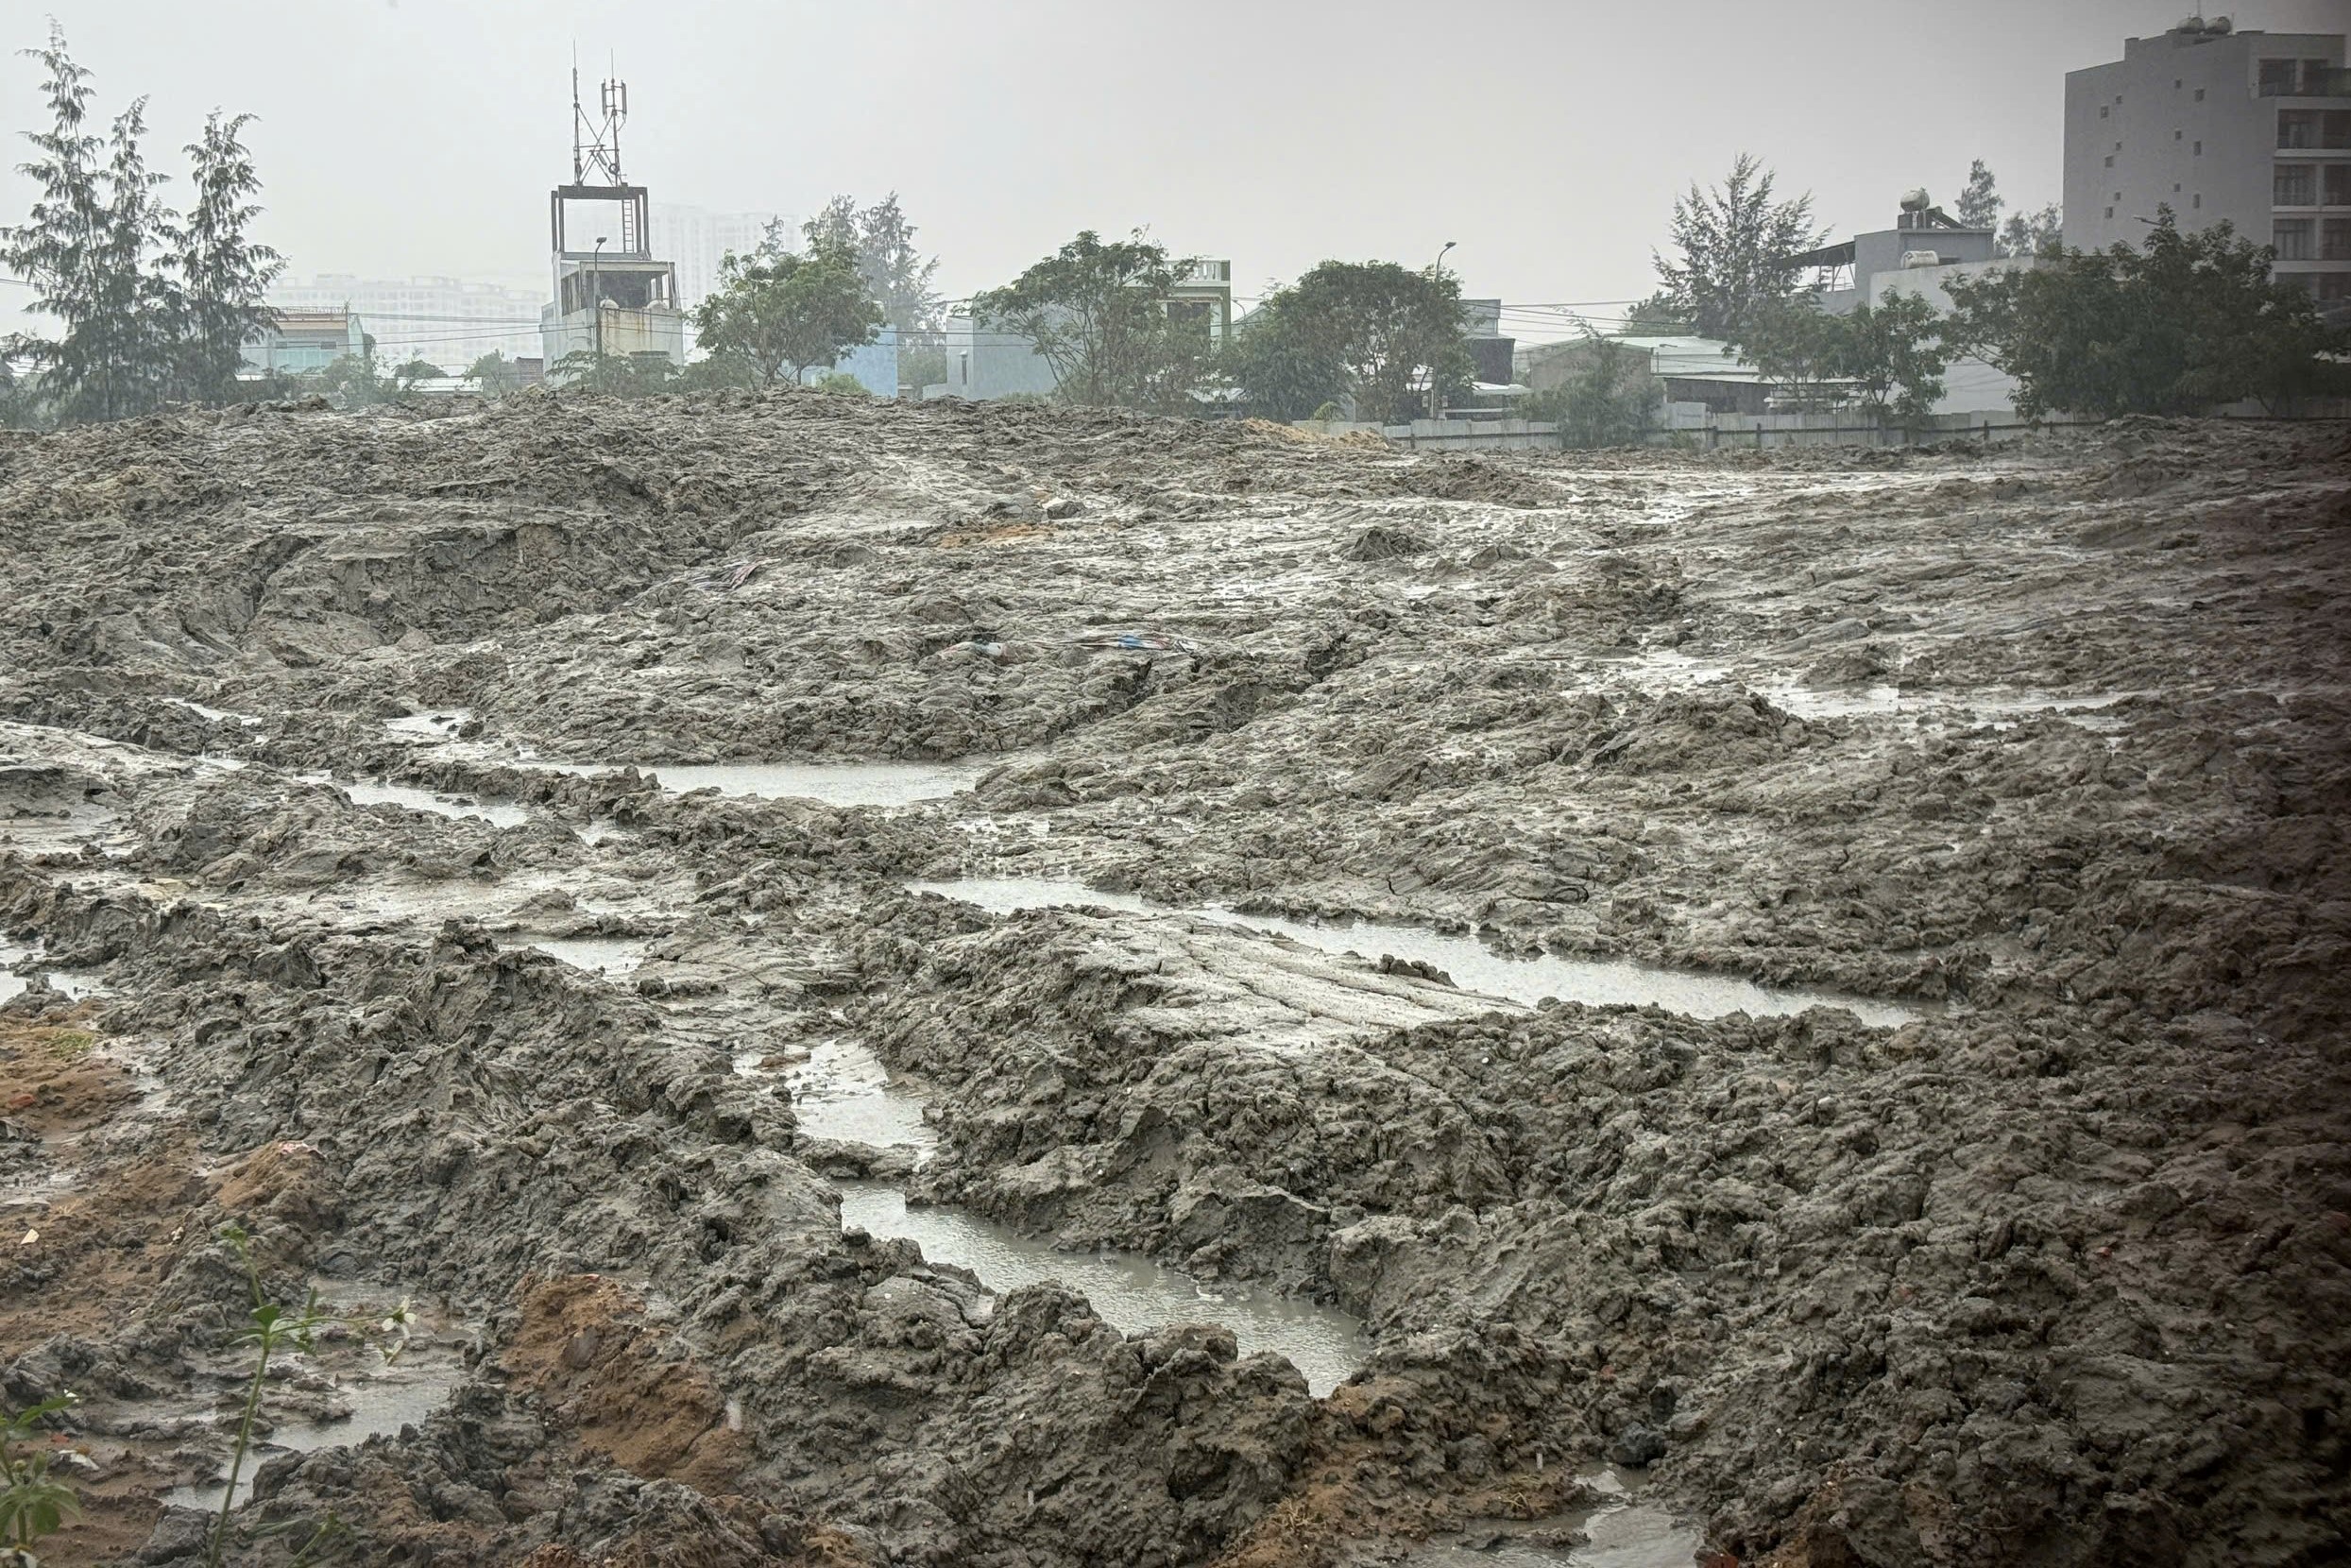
910,878,1921,1027
525,757,993,806
772,1035,1369,1396
835,1184,1364,1397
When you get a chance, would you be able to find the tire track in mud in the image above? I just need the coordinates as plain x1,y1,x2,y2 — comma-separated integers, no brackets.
0,401,2345,1565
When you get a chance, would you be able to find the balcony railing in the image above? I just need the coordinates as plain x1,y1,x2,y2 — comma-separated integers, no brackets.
2260,65,2351,98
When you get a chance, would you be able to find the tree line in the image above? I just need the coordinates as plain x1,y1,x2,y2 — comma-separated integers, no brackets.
0,26,281,426
5,22,2340,437
1653,152,2344,422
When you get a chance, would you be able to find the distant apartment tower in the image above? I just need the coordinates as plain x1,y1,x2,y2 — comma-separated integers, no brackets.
649,204,793,311
267,275,545,373
2065,18,2349,304
539,72,687,381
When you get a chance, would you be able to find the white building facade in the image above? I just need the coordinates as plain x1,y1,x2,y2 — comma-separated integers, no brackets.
649,204,793,311
267,275,546,373
2065,20,2348,305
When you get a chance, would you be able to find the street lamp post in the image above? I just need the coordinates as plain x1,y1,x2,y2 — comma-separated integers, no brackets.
1428,241,1457,417
591,236,608,381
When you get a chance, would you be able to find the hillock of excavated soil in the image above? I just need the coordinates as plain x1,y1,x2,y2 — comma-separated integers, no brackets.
1,390,2346,1567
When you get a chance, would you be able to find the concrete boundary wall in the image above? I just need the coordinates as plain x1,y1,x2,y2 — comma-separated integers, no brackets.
1297,403,2351,453
1290,418,1560,451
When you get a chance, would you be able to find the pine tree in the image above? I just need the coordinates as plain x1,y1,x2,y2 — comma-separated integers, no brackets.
87,94,185,419
1653,154,1826,340
0,25,106,425
3,26,278,426
1954,160,2003,230
176,111,281,403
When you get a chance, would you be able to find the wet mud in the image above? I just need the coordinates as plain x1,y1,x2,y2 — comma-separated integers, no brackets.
0,396,2345,1565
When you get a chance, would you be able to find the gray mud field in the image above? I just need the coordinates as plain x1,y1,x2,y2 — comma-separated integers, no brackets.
1,392,2346,1567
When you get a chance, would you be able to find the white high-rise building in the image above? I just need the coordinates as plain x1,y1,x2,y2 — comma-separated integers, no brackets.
649,204,794,310
268,275,549,374
2065,20,2348,306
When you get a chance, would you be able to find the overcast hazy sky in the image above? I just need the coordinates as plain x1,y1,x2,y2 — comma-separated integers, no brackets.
5,1,2345,341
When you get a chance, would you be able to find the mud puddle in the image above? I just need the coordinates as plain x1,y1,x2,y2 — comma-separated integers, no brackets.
384,708,472,741
911,878,1919,1026
526,758,992,807
162,1360,465,1512
776,1038,936,1152
1406,1500,1695,1565
834,1183,1364,1396
299,774,530,829
1400,1466,1698,1567
162,697,264,727
512,935,648,975
1593,655,2135,725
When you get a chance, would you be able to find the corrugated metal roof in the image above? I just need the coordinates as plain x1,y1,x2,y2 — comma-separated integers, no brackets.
1615,336,1768,383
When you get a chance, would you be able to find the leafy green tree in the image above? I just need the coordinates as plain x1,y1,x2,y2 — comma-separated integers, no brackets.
1953,160,2002,230
810,369,869,396
1998,204,2063,258
174,111,281,402
973,230,1210,410
691,235,881,390
805,193,941,335
1947,211,2342,417
1221,260,1473,423
549,348,684,397
1654,153,1826,340
1954,159,2060,255
1733,298,1850,410
465,349,524,396
1842,292,1950,424
1620,292,1691,336
806,193,943,390
1219,290,1351,420
1526,335,1660,448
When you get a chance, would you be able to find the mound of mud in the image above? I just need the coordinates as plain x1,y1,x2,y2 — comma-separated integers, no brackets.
0,394,2345,1567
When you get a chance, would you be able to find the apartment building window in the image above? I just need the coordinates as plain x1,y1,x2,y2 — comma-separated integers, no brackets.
2328,111,2351,148
2277,272,2350,300
2174,129,2183,140
2259,59,2298,95
2194,141,2203,155
2328,165,2351,205
2100,106,2109,118
2322,218,2351,259
2193,195,2203,209
2104,154,2115,167
2104,206,2114,219
2274,219,2313,259
2279,110,2320,148
2276,163,2316,205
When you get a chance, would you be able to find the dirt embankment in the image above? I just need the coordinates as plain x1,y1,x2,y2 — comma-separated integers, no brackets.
0,394,2345,1566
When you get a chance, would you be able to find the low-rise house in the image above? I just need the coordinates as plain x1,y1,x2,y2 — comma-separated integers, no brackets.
240,308,365,379
937,259,1233,401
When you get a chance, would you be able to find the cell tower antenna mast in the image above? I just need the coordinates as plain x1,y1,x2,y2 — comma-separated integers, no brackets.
571,63,627,187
